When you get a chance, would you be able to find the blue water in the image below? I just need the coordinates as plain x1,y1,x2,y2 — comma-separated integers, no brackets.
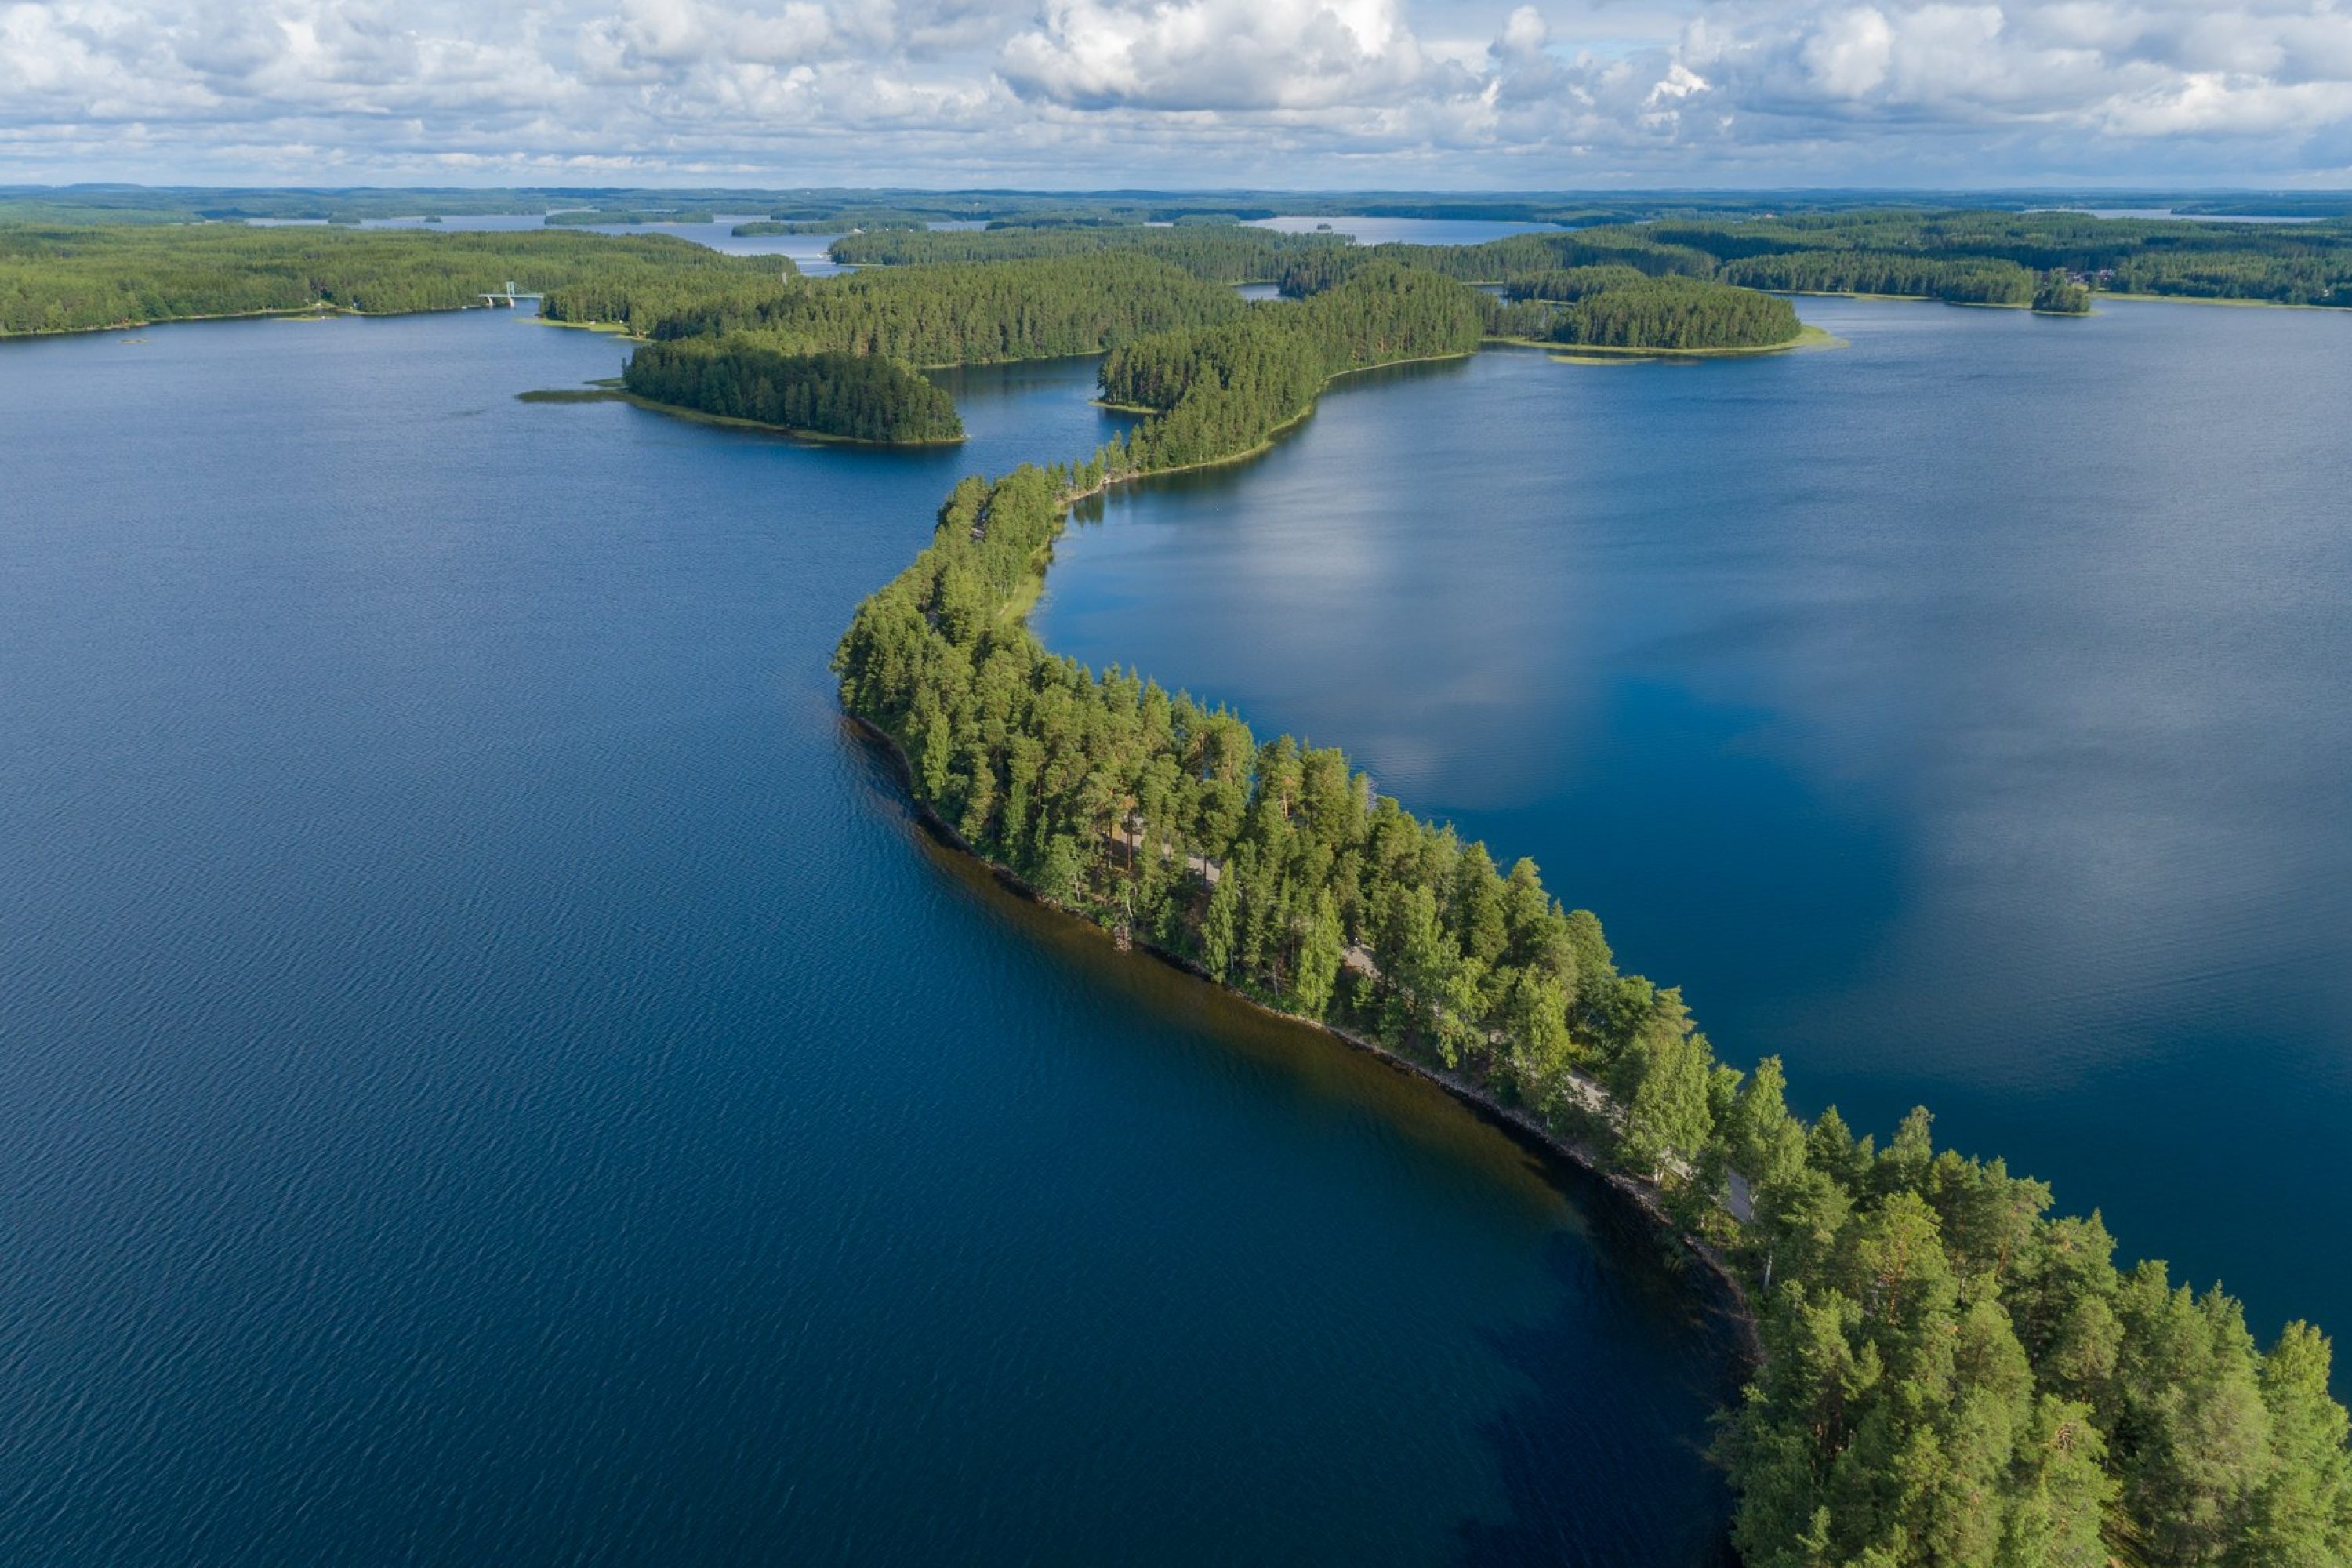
1251,217,1566,247
1035,296,2352,1360
0,312,1737,1564
358,212,852,273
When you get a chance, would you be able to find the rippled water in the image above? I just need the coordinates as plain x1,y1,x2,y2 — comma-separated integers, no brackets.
1036,296,2352,1358
0,313,1737,1564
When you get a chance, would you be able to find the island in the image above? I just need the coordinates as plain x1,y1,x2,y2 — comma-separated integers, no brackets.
15,197,2352,1565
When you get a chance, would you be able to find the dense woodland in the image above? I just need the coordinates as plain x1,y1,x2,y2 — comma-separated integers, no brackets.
550,254,1256,440
1649,209,2352,307
1544,275,1804,349
828,223,1348,282
837,211,2352,312
0,223,783,336
1717,251,2037,305
1091,263,1486,470
835,445,2352,1567
622,343,961,444
539,262,800,337
648,252,1243,361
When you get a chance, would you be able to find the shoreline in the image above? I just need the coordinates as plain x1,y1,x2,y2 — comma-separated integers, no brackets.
1492,322,1846,360
2,301,361,340
0,297,561,341
840,707,1761,1366
1069,349,1482,493
601,388,967,447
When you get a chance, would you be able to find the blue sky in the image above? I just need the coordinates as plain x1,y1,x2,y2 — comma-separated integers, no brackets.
4,0,2350,187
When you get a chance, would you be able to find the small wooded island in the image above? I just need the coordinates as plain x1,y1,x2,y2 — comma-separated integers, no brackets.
9,195,2352,1565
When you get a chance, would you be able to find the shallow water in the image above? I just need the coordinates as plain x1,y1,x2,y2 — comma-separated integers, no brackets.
0,311,1737,1564
1035,296,2352,1358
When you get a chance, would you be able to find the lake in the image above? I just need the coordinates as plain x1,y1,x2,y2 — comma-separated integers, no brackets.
1252,216,1567,246
0,313,1738,1564
1035,295,2352,1363
358,212,854,273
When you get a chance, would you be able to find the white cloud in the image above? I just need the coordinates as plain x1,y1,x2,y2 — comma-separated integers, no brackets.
0,0,2348,184
997,0,1473,111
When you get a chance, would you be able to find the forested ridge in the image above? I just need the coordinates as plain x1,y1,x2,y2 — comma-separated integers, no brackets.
815,227,2352,1565
0,224,781,336
833,447,2352,1567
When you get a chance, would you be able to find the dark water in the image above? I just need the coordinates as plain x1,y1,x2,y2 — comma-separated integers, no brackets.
0,314,1737,1563
1036,296,2352,1358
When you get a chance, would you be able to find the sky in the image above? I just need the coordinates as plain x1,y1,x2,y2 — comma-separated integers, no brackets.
3,0,2350,189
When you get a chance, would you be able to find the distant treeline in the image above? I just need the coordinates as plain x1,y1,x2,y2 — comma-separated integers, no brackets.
828,223,1348,283
836,446,2352,1568
9,185,2344,232
543,209,716,227
731,218,927,237
1656,210,2352,307
837,211,2352,311
0,224,782,336
622,344,960,444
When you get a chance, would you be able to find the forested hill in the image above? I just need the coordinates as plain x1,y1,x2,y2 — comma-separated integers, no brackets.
0,225,786,336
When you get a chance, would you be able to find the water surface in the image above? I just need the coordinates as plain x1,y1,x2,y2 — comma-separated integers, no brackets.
1035,296,2352,1356
1252,216,1566,246
0,311,1736,1563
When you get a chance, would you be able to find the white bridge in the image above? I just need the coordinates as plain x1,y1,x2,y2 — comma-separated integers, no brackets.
479,281,545,306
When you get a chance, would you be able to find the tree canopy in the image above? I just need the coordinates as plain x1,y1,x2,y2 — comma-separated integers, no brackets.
0,223,784,336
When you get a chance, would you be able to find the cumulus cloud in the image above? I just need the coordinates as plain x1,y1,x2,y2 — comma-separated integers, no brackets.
0,0,2348,183
997,0,1477,111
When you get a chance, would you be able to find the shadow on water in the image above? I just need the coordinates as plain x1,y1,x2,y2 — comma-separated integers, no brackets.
1454,1228,1744,1568
840,717,1744,1563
